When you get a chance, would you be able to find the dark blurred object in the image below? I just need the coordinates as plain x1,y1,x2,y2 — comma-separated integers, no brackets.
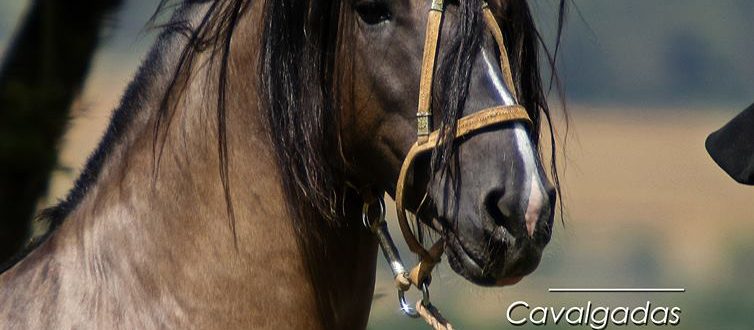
0,0,122,264
706,103,754,185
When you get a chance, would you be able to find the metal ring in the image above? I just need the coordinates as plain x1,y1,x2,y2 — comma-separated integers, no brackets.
398,290,419,318
420,282,431,307
361,196,386,230
396,282,432,318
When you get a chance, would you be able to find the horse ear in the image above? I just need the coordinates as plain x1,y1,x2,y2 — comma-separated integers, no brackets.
705,102,754,185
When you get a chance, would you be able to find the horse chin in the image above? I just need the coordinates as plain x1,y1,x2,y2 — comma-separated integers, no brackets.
441,227,541,287
443,234,498,286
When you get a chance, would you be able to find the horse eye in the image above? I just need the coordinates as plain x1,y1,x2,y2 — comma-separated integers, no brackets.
355,1,392,25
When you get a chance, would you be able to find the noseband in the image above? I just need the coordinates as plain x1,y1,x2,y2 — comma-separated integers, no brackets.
362,0,532,327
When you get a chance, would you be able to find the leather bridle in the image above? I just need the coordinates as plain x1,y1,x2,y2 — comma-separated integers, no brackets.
361,0,532,326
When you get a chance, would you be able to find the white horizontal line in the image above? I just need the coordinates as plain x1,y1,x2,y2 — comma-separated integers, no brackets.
549,288,685,293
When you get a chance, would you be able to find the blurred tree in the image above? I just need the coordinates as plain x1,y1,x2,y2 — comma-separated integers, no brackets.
0,0,122,265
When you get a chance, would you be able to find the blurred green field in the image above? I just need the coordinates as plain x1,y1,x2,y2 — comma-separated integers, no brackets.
2,1,753,329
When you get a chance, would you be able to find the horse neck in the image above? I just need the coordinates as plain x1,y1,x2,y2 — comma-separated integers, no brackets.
1,4,377,329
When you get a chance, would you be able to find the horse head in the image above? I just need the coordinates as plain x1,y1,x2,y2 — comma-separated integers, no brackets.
344,0,559,286
262,0,563,288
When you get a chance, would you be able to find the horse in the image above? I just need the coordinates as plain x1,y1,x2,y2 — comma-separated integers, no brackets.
0,0,566,328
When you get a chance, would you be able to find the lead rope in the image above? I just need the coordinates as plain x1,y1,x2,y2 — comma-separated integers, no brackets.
417,302,454,330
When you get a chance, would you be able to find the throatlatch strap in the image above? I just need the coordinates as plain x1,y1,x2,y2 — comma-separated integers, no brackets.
417,0,445,142
395,105,532,260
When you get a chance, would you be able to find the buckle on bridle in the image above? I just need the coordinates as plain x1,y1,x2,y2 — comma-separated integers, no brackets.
416,112,432,141
430,0,444,12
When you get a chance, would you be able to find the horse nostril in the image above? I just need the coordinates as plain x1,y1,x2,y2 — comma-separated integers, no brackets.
483,187,523,236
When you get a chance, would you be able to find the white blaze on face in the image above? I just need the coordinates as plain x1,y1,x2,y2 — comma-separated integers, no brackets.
513,125,546,237
482,50,546,237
